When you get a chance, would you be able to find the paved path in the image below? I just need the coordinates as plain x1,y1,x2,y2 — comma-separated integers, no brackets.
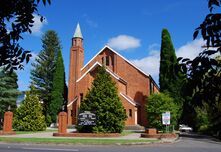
0,131,152,140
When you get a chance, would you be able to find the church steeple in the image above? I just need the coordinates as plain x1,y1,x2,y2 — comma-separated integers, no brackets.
72,23,83,47
68,23,84,125
73,23,83,39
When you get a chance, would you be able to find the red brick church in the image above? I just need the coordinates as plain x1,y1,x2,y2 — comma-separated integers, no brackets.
67,24,159,127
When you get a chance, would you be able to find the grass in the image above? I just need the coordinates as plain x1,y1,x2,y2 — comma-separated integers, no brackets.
1,129,157,145
0,137,158,145
120,130,134,136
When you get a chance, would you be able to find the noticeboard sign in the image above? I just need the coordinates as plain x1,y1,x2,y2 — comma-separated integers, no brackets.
162,112,170,125
78,111,96,126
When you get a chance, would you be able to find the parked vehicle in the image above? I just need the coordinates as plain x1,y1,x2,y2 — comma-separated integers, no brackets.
179,124,193,132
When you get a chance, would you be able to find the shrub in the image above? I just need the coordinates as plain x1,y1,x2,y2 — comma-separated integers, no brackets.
13,91,46,131
146,92,179,130
77,66,127,133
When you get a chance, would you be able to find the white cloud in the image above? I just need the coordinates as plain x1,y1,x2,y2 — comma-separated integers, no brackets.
148,43,160,51
30,14,48,36
176,38,204,59
107,35,141,51
130,50,160,78
129,38,204,84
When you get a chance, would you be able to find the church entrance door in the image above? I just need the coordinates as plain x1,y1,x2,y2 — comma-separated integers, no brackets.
135,107,138,125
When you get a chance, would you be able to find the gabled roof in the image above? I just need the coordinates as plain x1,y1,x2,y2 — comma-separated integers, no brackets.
120,93,140,106
76,61,127,83
81,45,149,77
67,96,78,107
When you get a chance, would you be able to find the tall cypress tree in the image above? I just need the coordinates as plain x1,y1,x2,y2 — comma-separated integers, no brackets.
159,29,177,92
159,29,184,122
77,66,127,133
49,50,66,123
30,30,61,125
0,69,20,129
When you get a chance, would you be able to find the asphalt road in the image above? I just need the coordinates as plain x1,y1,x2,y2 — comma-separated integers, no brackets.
0,134,220,152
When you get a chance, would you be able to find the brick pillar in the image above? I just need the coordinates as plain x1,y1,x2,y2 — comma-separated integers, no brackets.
3,111,13,133
145,128,157,135
58,112,67,134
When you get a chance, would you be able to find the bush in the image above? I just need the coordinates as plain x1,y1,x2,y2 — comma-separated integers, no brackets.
146,92,179,130
13,91,46,131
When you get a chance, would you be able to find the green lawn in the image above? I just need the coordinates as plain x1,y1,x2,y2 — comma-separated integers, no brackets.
3,129,155,145
0,137,158,145
120,130,134,136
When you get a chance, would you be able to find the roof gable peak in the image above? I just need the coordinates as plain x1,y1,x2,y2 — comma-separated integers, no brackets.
81,45,149,77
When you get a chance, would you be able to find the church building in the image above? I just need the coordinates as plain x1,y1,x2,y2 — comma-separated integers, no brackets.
67,24,159,127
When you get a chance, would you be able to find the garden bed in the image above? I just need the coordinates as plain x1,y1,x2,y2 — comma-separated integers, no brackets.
53,132,120,137
0,131,16,135
141,133,177,139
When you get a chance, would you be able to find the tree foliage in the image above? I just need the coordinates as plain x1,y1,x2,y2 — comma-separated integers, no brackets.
77,66,127,133
0,69,19,129
146,93,179,130
159,29,178,92
195,102,210,133
180,0,221,136
159,29,185,121
13,88,46,131
30,30,61,125
0,0,51,71
49,50,66,123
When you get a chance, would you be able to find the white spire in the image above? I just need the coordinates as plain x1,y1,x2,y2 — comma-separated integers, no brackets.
73,23,83,39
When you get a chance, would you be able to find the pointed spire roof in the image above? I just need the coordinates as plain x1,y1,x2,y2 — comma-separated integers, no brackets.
73,23,83,39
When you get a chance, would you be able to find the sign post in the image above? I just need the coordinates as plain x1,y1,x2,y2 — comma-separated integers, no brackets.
162,112,170,133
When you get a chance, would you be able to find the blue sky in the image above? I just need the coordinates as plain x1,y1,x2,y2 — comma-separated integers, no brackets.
17,0,208,91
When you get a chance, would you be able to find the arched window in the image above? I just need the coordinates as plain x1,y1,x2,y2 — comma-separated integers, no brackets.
129,109,132,117
102,56,110,66
106,56,109,66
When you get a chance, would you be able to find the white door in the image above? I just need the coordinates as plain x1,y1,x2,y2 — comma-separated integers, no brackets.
135,108,137,125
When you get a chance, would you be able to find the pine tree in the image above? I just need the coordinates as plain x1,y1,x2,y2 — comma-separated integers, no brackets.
30,30,61,125
77,66,127,133
13,88,46,131
0,69,20,129
49,50,66,123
